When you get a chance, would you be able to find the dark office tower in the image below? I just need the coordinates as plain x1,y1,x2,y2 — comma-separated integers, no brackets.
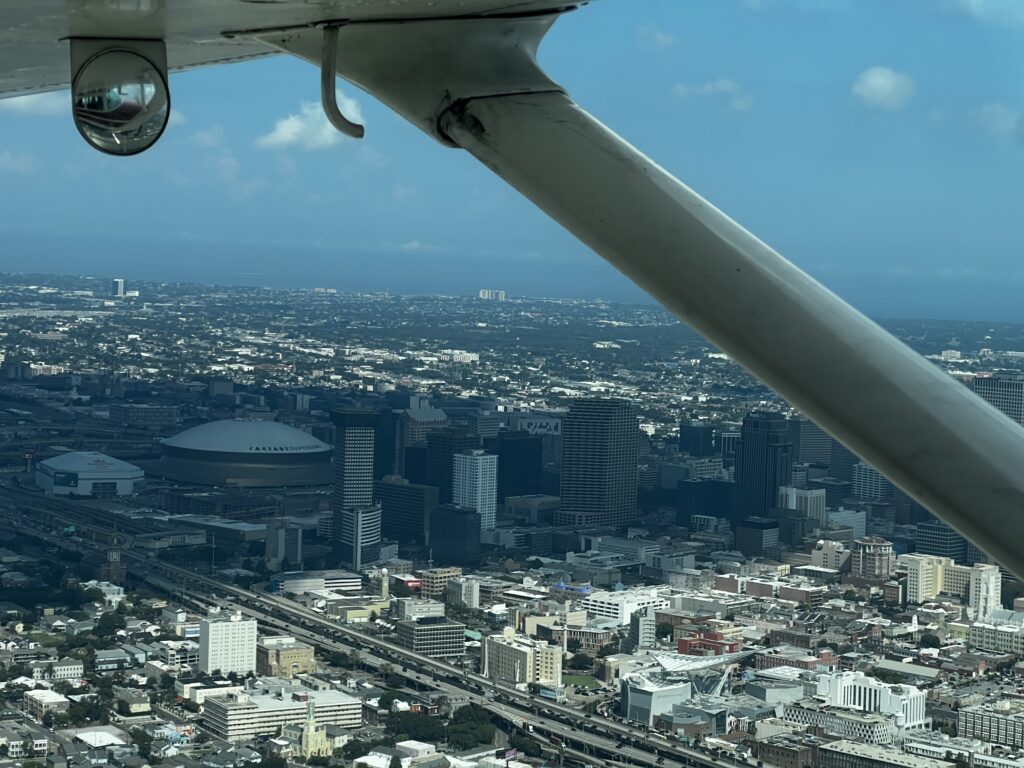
736,516,780,558
331,409,377,508
788,417,833,465
894,489,931,526
403,445,429,486
735,411,793,517
829,441,859,483
331,410,380,570
719,430,740,464
916,518,968,564
807,477,854,509
556,398,639,527
375,475,439,544
374,408,399,479
483,431,543,501
426,428,479,504
676,479,739,526
679,419,715,457
428,504,482,567
973,375,1024,425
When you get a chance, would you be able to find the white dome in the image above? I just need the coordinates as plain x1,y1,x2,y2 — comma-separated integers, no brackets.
161,419,331,455
39,451,142,475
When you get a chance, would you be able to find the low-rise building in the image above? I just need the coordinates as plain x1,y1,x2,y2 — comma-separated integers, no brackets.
958,700,1024,748
781,702,897,745
817,740,954,768
620,671,693,726
256,636,316,679
396,617,466,659
582,587,670,626
392,598,445,621
203,687,361,742
419,567,462,598
24,688,70,720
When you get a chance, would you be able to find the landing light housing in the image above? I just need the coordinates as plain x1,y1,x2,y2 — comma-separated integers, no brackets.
70,38,169,156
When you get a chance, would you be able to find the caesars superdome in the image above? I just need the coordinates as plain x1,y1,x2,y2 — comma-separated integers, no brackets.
158,419,332,487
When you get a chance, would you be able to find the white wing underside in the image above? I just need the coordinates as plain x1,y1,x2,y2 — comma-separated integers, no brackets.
0,0,574,98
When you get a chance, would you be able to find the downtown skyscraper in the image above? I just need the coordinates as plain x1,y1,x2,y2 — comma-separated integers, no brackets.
453,449,498,532
735,410,793,517
556,398,639,527
331,409,381,571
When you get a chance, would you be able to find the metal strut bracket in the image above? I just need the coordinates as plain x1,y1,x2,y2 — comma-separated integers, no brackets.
320,25,364,139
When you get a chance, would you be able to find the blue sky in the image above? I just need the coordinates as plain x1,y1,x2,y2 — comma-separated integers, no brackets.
1,0,1023,319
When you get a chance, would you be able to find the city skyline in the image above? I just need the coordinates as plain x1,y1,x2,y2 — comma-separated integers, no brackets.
1,1,1023,319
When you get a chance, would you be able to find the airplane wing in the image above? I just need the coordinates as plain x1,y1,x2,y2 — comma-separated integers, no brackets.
0,0,572,98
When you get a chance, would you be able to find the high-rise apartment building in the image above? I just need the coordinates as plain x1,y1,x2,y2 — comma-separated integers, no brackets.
482,627,562,686
850,537,895,579
199,609,257,675
896,554,951,604
556,398,639,527
895,554,1001,619
973,375,1024,425
452,449,497,531
111,278,125,298
735,411,793,517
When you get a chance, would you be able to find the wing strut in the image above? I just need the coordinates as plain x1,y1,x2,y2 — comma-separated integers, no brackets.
261,12,1024,580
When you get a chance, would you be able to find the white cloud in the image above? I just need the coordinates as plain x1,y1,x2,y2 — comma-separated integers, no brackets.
392,182,416,202
852,67,914,110
636,24,677,49
944,0,1024,25
0,91,67,116
976,102,1023,140
191,125,225,148
399,240,430,252
674,78,753,112
256,91,364,151
168,110,188,127
0,150,34,173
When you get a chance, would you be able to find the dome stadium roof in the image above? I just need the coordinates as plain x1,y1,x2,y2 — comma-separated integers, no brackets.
161,419,331,455
40,451,142,474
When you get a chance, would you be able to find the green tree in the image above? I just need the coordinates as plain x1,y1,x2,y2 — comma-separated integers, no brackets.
131,728,153,759
568,653,593,670
389,756,402,768
510,734,542,757
920,633,941,648
597,642,618,658
342,740,370,760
